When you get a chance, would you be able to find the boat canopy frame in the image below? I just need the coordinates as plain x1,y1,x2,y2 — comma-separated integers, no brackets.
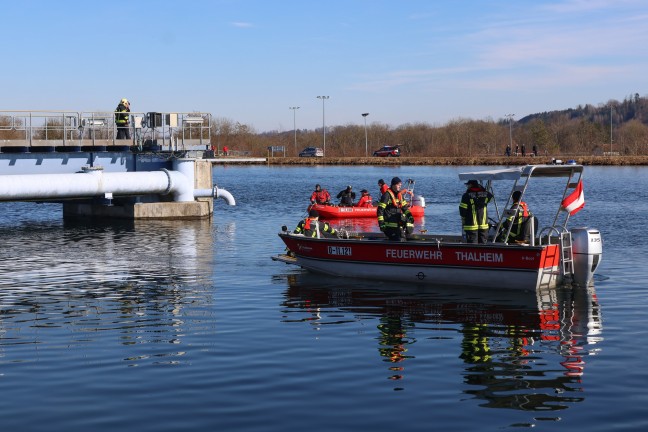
458,164,584,244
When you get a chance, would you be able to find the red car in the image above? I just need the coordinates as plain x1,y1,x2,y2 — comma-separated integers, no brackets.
373,145,401,157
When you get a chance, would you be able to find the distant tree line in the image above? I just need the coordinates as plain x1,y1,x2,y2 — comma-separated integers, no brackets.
2,94,647,157
210,93,648,157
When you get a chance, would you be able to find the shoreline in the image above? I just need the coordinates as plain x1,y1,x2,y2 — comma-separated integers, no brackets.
215,155,648,166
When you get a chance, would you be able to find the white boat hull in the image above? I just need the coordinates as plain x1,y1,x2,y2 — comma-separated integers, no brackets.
295,255,561,290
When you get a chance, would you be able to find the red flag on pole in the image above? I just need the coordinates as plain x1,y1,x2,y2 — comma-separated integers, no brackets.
561,180,585,215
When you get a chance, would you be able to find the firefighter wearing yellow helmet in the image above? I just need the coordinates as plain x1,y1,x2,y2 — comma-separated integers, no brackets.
115,98,131,140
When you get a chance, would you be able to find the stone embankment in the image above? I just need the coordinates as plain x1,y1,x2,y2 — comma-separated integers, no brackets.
220,155,648,166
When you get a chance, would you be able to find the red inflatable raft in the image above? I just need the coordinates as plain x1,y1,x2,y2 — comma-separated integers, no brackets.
308,203,425,219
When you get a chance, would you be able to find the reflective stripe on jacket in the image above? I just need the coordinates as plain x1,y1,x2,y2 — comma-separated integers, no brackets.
294,217,336,238
115,103,130,125
377,189,413,229
508,201,531,239
459,187,493,231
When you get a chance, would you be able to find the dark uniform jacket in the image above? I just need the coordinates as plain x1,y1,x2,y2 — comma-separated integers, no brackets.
459,186,493,231
114,103,130,126
336,189,356,206
377,189,414,232
294,217,337,238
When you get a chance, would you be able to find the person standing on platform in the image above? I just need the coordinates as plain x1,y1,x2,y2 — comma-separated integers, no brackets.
115,98,131,140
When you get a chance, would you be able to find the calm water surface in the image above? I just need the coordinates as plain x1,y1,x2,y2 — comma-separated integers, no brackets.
0,165,646,431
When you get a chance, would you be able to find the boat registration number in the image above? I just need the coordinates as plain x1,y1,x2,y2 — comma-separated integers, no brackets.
328,246,352,256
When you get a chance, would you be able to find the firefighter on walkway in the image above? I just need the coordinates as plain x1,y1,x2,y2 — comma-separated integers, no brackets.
114,98,131,140
459,179,493,244
294,209,337,238
377,177,414,241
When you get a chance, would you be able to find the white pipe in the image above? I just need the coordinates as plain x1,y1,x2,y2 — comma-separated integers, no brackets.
0,169,195,202
0,160,237,204
215,187,236,205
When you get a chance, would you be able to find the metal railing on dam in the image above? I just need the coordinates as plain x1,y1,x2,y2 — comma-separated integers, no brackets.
0,110,212,153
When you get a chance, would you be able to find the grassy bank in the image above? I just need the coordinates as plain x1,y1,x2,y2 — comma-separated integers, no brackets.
255,155,648,166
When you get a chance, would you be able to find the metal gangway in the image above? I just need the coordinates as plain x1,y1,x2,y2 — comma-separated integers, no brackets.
0,110,212,153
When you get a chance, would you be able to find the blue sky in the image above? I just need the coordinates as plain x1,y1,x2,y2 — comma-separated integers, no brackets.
2,0,647,132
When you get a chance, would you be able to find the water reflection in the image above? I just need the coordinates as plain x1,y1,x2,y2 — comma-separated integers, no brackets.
0,218,216,366
280,273,602,413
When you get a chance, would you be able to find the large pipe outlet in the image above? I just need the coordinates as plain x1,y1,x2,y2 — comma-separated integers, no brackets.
215,187,236,205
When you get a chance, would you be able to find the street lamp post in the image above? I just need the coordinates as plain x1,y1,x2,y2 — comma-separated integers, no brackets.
289,106,300,155
505,113,515,152
362,113,369,157
317,96,329,156
610,105,613,154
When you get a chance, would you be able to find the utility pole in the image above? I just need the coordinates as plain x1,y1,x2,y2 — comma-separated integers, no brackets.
610,105,613,153
505,114,515,151
362,113,369,157
289,107,300,155
316,96,329,156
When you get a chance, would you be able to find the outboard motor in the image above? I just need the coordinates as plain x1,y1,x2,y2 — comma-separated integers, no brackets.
412,195,426,207
571,228,603,286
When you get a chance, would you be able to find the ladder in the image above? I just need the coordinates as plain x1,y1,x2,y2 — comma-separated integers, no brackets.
560,230,574,278
538,225,575,286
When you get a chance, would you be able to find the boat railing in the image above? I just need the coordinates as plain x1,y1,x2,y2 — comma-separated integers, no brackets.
0,110,212,152
538,225,574,278
538,225,567,245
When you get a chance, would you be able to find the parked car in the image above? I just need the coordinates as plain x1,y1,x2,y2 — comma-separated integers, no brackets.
373,145,401,157
299,147,324,157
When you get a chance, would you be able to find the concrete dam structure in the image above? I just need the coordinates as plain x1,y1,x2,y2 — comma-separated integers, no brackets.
0,110,234,219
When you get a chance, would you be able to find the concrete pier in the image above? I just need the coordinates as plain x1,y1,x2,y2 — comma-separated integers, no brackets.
63,200,213,220
61,159,216,220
